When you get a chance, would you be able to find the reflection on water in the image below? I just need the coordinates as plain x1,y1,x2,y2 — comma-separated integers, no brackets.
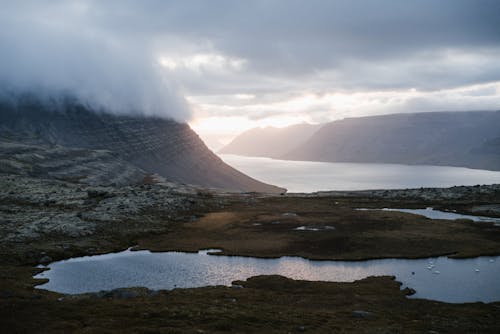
35,249,500,303
357,207,500,225
219,154,500,192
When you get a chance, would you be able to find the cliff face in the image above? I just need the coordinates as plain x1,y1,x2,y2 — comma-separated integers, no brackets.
283,111,500,171
0,101,284,193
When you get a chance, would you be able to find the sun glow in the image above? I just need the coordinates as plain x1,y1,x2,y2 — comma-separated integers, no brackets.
188,81,500,150
189,115,310,150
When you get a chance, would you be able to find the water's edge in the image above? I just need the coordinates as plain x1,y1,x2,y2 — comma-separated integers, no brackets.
220,154,500,192
34,248,500,304
356,207,500,226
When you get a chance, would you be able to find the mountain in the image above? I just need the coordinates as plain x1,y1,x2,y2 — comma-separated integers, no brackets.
0,98,285,193
219,123,322,158
283,111,500,171
0,138,147,186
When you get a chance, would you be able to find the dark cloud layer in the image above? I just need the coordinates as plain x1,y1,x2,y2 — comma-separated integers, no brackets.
1,0,499,122
85,0,500,82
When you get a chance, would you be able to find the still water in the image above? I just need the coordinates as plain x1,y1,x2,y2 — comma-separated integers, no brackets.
35,249,500,303
357,207,500,225
220,154,500,193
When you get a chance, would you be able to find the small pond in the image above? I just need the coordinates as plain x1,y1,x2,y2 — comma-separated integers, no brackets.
35,249,500,303
357,207,500,225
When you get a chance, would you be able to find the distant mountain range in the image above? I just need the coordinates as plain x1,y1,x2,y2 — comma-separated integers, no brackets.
220,111,500,171
0,98,284,193
219,123,321,158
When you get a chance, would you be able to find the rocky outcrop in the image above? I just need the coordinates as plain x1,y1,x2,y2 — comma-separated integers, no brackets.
0,174,206,242
0,99,284,193
308,184,500,201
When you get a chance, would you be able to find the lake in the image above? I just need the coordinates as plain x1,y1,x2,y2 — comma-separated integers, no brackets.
219,154,500,193
35,249,500,303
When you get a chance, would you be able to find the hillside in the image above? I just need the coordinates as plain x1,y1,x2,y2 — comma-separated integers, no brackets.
219,123,321,158
283,111,500,171
0,98,284,193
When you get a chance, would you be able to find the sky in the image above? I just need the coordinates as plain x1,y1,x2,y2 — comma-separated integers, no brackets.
1,0,500,149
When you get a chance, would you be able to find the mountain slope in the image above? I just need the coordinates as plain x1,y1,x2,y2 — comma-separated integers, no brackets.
219,123,321,158
0,139,147,186
0,99,284,192
283,111,500,170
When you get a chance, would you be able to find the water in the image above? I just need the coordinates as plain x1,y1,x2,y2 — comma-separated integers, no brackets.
35,249,500,303
357,207,500,225
219,154,500,193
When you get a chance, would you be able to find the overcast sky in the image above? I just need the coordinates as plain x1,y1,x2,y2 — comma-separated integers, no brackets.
1,0,500,148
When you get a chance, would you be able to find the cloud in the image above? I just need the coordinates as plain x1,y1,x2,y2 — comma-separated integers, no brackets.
88,0,500,85
1,0,500,128
0,1,190,121
190,82,500,122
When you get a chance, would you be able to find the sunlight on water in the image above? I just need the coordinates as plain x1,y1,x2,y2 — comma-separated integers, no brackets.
35,249,500,303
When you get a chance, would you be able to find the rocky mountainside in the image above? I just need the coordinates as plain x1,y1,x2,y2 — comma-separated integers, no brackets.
279,111,499,171
0,139,147,186
0,99,284,192
219,123,322,158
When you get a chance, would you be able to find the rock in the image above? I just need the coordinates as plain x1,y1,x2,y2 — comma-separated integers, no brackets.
352,310,374,319
91,287,159,299
87,189,110,198
39,255,53,264
0,290,13,298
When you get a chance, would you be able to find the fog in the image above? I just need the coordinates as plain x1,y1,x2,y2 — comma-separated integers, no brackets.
0,1,190,121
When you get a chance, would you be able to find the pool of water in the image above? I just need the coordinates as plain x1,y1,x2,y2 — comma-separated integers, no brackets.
219,154,500,192
357,207,500,225
35,249,500,303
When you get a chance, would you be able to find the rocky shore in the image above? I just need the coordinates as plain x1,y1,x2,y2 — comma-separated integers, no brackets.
313,183,500,202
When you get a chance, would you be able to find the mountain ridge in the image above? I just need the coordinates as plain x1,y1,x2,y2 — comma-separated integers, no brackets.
0,99,285,193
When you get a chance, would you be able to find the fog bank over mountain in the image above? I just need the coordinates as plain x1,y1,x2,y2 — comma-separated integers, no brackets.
0,2,189,121
3,1,500,141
